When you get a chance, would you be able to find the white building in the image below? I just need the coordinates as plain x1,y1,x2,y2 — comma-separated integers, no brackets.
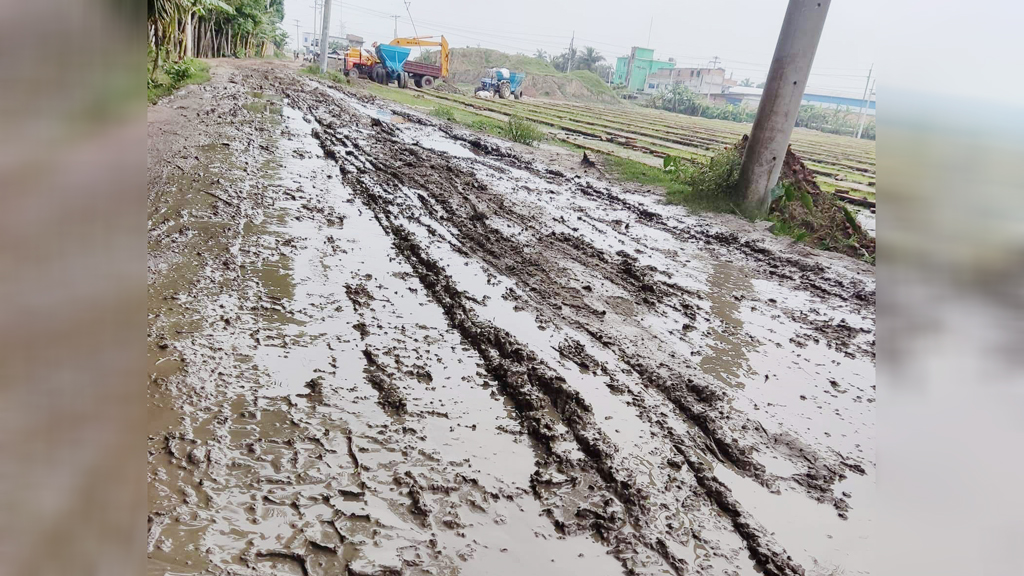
301,31,346,52
644,67,731,96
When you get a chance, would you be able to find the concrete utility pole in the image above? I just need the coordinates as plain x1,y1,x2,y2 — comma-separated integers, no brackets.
855,64,874,139
312,0,321,46
392,15,400,39
705,57,720,99
318,0,332,73
735,0,831,215
294,19,301,52
566,31,575,72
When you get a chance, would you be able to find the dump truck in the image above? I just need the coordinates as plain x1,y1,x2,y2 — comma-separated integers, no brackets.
479,68,525,100
370,43,412,88
390,36,449,88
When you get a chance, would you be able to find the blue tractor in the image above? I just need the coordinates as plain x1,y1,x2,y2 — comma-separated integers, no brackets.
478,68,525,100
370,43,413,88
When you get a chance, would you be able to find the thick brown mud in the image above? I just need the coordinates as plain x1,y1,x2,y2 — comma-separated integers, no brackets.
149,60,875,576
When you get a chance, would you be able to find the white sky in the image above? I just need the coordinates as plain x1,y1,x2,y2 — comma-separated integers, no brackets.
282,0,881,96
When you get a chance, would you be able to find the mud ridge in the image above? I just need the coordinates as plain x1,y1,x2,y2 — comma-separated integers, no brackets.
381,220,689,570
296,108,695,570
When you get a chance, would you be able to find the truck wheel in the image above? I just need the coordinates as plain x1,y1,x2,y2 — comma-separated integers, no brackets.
514,88,523,100
413,76,423,89
499,82,511,99
347,68,360,81
398,72,408,89
371,64,386,85
421,76,435,89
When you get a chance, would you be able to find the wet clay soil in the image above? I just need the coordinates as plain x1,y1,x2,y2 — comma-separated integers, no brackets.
148,60,875,576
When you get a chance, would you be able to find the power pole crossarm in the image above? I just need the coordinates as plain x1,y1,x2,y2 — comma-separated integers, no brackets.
735,0,831,215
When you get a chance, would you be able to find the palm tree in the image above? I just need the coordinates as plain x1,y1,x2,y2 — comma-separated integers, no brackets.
739,77,753,87
575,46,604,72
534,49,548,61
552,47,576,73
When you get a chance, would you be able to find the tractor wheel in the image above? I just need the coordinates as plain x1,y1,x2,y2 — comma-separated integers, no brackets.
514,88,523,100
347,68,360,81
398,72,408,89
413,76,423,89
371,64,386,85
498,82,511,99
421,76,435,89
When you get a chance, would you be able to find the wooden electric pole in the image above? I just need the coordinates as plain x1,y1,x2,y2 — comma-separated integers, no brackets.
318,0,332,73
735,0,831,215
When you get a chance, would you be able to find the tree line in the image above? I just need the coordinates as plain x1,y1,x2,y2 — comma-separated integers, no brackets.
534,46,612,79
646,84,875,139
148,0,287,77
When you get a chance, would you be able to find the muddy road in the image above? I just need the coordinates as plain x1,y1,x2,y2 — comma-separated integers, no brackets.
148,60,875,576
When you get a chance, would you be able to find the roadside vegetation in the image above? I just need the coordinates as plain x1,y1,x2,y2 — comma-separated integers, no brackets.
148,56,211,103
147,0,288,81
601,140,873,262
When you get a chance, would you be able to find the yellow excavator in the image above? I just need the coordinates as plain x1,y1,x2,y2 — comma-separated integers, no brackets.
388,35,449,88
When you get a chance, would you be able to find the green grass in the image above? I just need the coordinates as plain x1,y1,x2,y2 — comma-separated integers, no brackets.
601,150,744,214
431,105,458,122
148,58,211,104
567,70,616,97
604,155,688,194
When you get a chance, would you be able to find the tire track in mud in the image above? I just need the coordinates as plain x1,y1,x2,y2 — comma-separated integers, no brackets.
285,79,815,576
323,89,859,502
321,145,692,573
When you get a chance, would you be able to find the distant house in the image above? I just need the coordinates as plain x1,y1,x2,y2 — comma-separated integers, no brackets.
302,31,346,53
345,34,364,49
612,47,675,92
644,67,729,96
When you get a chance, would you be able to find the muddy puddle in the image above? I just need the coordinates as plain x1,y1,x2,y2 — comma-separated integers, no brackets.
149,64,875,576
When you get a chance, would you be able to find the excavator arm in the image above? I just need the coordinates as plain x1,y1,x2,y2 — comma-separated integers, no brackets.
389,35,449,78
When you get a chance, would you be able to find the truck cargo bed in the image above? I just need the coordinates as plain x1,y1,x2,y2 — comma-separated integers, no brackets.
403,61,442,78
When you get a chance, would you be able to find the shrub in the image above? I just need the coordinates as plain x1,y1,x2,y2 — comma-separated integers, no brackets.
165,60,196,85
431,105,458,122
680,148,742,204
500,115,544,146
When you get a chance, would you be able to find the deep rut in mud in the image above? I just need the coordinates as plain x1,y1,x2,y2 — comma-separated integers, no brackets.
148,62,875,576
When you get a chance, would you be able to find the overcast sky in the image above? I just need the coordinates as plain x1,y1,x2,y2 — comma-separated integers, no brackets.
282,0,881,95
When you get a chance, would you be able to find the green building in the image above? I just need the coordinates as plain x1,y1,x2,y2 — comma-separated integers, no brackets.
613,47,675,92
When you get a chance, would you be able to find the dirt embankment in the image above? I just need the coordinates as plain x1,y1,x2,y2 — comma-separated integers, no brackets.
736,135,875,261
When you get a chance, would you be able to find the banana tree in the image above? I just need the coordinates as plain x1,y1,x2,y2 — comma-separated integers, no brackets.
184,0,233,58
